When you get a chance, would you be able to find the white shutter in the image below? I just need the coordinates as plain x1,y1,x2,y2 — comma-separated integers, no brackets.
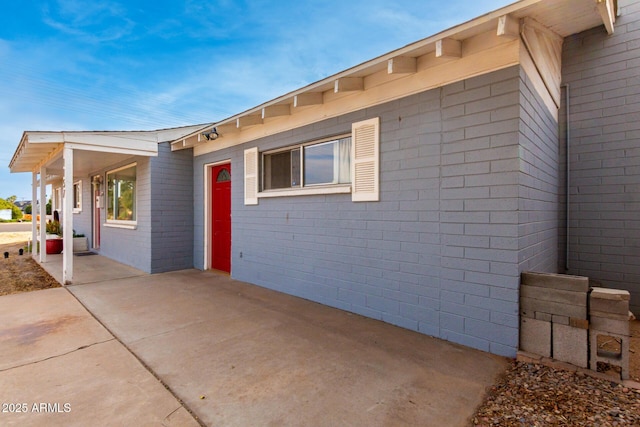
351,117,380,202
244,147,259,205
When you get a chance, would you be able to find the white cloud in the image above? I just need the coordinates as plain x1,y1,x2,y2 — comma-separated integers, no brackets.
41,0,135,43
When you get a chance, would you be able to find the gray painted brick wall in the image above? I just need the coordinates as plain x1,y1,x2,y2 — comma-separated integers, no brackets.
99,157,152,272
518,67,560,276
150,142,194,273
193,65,560,357
562,0,640,312
94,143,193,273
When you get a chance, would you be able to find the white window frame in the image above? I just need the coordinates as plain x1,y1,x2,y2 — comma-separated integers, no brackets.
259,134,352,198
73,180,82,213
105,163,137,227
244,117,379,204
54,187,62,213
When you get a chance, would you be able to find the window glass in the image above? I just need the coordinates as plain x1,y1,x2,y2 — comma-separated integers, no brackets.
73,181,81,210
107,164,136,222
304,137,351,186
217,168,231,182
262,136,351,190
264,151,293,190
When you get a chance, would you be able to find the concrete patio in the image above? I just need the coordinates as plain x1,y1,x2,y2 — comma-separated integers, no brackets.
38,251,147,285
0,287,198,427
14,252,510,426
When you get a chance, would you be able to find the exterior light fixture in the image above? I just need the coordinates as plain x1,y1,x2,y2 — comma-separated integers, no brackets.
201,127,219,141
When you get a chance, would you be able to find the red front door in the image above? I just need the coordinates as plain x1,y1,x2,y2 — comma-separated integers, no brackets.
211,164,231,273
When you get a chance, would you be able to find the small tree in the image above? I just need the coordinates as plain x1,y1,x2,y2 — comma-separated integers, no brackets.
0,197,22,221
24,204,32,214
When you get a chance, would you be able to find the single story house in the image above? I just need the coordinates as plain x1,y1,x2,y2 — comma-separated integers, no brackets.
9,126,206,276
9,0,638,358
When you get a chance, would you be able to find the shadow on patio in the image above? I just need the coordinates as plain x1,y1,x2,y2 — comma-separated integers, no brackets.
38,252,147,286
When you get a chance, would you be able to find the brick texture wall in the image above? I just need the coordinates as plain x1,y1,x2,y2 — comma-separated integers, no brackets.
194,65,560,357
150,142,194,273
561,0,640,312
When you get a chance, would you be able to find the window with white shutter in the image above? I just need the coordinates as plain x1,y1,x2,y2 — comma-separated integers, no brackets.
351,117,380,202
244,147,258,205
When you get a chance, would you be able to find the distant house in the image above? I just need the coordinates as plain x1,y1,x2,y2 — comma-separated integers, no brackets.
9,0,636,358
13,200,31,212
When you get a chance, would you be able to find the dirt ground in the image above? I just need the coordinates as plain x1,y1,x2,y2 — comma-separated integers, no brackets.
0,232,60,296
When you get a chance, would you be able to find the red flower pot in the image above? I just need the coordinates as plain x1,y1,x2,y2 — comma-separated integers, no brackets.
46,239,63,254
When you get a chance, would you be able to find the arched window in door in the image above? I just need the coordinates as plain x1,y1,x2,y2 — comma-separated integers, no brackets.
216,168,231,182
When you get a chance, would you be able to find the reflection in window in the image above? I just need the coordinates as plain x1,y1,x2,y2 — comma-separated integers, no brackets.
304,138,351,186
107,164,136,222
73,181,82,212
262,137,351,190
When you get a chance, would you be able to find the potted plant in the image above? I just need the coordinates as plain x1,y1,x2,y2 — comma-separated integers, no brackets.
72,230,88,252
45,219,63,254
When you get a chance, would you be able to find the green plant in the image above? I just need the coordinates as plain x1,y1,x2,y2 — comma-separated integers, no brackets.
0,197,23,220
73,230,85,238
46,220,62,236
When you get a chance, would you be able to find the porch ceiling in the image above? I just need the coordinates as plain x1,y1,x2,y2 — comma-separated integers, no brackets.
43,150,143,182
9,131,159,174
9,125,208,175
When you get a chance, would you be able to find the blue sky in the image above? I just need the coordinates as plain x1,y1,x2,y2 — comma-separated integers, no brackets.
0,0,513,201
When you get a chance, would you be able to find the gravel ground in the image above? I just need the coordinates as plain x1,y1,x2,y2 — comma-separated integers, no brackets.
473,360,640,426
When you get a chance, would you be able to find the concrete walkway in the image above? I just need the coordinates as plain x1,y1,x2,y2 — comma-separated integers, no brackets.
66,267,508,426
38,252,147,285
0,288,198,427
5,251,510,426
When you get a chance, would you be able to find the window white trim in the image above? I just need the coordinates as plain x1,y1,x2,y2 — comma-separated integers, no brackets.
104,222,137,230
73,180,82,213
260,133,352,191
54,187,62,213
106,162,137,225
243,124,380,203
258,184,351,198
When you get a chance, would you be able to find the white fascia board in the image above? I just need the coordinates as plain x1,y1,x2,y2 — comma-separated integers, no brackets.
63,134,158,153
64,142,158,157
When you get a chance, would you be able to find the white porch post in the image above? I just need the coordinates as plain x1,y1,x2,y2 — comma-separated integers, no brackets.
31,171,38,260
62,146,74,284
39,166,47,263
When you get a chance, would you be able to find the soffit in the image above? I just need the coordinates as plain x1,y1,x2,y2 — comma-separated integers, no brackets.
9,124,209,174
512,0,613,37
173,0,613,154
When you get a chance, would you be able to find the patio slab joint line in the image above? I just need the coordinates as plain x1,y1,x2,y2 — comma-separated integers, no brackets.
63,287,206,427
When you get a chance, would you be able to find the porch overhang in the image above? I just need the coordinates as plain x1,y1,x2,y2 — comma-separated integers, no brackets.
10,131,160,175
10,130,159,286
